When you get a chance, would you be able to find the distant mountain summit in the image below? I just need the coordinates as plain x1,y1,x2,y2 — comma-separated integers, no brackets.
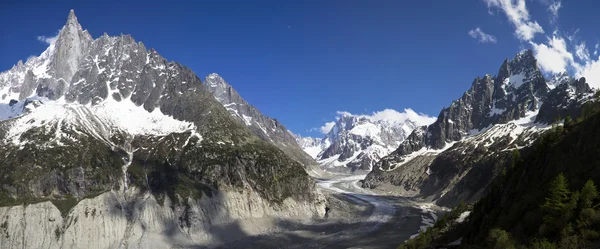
297,109,435,171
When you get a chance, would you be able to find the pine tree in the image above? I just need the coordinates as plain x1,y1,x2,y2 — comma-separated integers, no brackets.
577,179,600,238
487,228,515,249
579,179,598,209
542,173,571,220
530,238,557,249
541,173,574,239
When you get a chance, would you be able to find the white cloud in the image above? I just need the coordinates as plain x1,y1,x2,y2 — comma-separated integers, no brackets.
530,36,573,74
319,121,336,134
36,30,60,45
482,0,600,88
566,29,579,42
337,108,436,126
530,36,600,89
575,42,591,62
548,1,562,21
337,111,352,117
37,35,58,45
313,108,436,135
369,109,437,126
573,58,600,89
484,0,544,41
468,28,498,43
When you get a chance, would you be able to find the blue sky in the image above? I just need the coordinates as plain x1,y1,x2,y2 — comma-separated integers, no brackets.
1,0,600,137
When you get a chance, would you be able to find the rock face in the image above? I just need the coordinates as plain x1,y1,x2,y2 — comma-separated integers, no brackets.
0,10,325,248
535,74,594,123
394,51,547,156
204,73,316,168
0,188,323,249
297,110,435,171
364,51,596,206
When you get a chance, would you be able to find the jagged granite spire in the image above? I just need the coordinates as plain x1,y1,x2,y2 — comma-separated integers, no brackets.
48,9,93,84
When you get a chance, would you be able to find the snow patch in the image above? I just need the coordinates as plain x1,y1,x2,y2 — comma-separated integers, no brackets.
3,97,199,147
349,122,380,137
241,114,253,126
504,72,526,89
456,211,471,223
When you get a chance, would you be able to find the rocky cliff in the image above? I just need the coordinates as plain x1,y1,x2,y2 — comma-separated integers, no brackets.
364,51,596,206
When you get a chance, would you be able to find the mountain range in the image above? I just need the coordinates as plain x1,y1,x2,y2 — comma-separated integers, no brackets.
295,110,435,171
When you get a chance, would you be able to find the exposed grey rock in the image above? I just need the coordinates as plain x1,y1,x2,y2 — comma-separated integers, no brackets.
395,51,547,155
0,188,324,249
204,73,316,168
48,9,93,86
364,50,596,206
18,70,37,100
536,75,596,123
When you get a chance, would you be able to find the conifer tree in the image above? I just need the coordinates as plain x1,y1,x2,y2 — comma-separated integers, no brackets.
579,179,598,209
542,173,571,220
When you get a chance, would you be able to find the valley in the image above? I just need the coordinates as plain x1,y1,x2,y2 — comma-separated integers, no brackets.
2,2,600,248
219,168,443,249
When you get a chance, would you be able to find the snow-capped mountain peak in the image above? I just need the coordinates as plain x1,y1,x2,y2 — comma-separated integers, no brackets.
0,9,93,102
0,10,207,150
299,109,435,171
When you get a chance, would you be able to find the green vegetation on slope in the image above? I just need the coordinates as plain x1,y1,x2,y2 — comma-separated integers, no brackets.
398,92,600,248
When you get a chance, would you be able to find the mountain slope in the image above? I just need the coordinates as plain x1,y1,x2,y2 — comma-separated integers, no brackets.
460,97,600,247
401,96,600,248
0,10,324,248
364,51,596,206
203,73,316,167
296,109,435,171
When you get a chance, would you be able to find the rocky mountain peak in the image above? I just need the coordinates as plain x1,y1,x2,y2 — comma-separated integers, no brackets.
300,110,433,171
16,60,24,70
203,74,317,167
66,9,79,26
496,49,547,95
364,51,597,207
205,73,227,89
574,77,591,93
47,10,93,93
204,73,237,104
390,50,557,157
207,72,224,81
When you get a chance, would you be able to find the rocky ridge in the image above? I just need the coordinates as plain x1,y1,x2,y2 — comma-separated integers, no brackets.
203,73,316,168
364,51,596,206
